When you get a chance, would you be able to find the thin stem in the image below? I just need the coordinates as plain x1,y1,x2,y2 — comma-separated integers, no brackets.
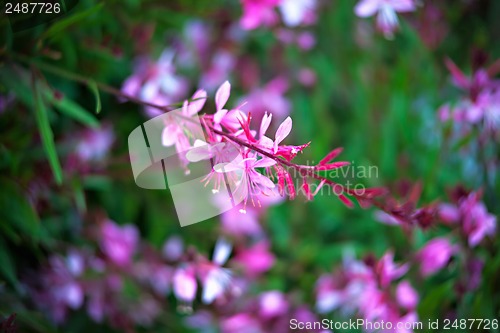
12,53,183,112
13,52,377,201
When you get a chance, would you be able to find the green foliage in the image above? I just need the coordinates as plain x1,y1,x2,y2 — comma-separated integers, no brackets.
0,0,499,332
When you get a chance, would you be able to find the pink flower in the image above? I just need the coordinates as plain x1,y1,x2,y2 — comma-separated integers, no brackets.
75,125,114,162
438,203,460,225
417,238,456,276
396,281,418,310
100,220,139,267
31,252,85,323
173,265,198,304
298,68,317,87
259,291,289,318
354,0,416,38
279,0,317,27
239,77,290,123
240,0,281,30
297,32,316,50
440,58,500,130
161,89,208,168
162,236,184,261
212,81,247,133
214,154,276,214
200,51,236,92
460,193,497,247
221,313,262,333
439,192,496,247
200,238,233,304
220,207,263,236
375,251,408,288
234,241,275,277
121,50,188,117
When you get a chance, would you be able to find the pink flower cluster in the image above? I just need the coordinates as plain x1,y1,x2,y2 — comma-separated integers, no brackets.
316,251,419,332
186,291,330,333
160,81,383,212
439,190,497,248
26,219,278,329
439,58,500,132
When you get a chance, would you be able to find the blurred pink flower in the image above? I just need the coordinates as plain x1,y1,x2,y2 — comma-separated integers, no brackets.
396,280,418,310
417,238,456,276
298,67,317,87
173,265,198,304
100,220,139,267
121,50,188,117
438,203,460,225
161,89,208,169
297,32,316,50
459,193,497,247
234,241,275,277
240,77,291,123
440,58,500,131
163,236,184,261
200,51,236,92
438,191,496,247
354,0,416,38
376,251,408,288
221,207,263,236
259,291,289,318
30,252,86,323
222,313,262,333
279,0,317,27
240,0,281,30
200,238,233,304
75,125,114,162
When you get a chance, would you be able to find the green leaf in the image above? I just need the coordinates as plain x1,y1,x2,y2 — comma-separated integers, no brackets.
0,179,41,241
45,90,99,128
0,238,17,287
88,80,101,114
1,67,97,128
40,3,104,41
33,80,64,185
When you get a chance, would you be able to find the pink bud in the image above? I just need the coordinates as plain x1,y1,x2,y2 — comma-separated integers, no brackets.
315,161,350,170
319,147,343,165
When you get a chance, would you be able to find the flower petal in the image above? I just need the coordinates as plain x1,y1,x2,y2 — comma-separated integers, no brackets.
252,172,275,189
215,81,231,111
214,109,229,124
253,157,277,168
161,125,178,147
274,116,292,152
260,112,273,137
186,89,207,116
202,268,231,304
354,0,380,17
186,141,213,162
214,162,242,173
213,238,232,265
173,267,197,302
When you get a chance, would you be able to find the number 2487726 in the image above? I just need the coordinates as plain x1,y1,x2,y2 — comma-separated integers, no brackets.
5,2,61,14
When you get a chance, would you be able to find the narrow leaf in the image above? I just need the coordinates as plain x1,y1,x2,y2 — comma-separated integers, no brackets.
33,79,63,185
40,3,104,41
88,80,101,114
45,90,99,128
